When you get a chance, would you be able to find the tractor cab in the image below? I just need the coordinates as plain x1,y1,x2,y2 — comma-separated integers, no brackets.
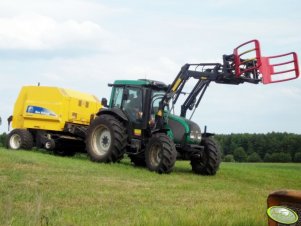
104,79,168,135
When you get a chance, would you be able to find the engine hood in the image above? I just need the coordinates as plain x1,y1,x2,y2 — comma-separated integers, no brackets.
167,114,201,143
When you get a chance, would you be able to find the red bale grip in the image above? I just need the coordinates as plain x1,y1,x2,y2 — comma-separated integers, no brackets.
233,39,262,77
260,52,299,84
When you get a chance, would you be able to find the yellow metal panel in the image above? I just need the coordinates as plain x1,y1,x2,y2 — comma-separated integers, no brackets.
172,78,182,91
12,86,102,132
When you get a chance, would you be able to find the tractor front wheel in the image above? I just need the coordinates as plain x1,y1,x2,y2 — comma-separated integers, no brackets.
145,133,177,174
191,137,221,175
86,115,127,163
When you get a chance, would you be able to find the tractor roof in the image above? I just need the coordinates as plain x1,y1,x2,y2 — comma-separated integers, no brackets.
111,79,168,90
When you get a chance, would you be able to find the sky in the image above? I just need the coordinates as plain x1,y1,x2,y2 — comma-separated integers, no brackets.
0,0,300,134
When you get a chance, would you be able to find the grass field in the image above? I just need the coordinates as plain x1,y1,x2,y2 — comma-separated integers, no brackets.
0,147,301,226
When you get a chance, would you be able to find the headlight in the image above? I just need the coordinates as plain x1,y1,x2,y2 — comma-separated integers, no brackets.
190,131,202,142
190,133,196,140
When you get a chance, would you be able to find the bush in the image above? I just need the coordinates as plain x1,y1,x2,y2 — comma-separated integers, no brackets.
294,152,301,163
0,133,7,147
223,154,235,162
247,152,262,162
264,153,272,162
265,152,292,163
233,147,247,162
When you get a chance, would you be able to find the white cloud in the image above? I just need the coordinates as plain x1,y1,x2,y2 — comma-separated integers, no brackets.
0,14,118,52
0,0,130,21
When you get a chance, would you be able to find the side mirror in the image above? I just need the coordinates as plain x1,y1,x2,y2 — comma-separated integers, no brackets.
101,98,108,108
7,115,13,131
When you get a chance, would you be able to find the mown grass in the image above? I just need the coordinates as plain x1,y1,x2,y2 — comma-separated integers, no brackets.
0,147,301,226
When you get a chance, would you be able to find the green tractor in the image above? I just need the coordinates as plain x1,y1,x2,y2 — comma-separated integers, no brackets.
86,79,220,175
85,40,299,175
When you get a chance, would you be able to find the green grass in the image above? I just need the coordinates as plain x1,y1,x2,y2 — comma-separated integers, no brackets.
0,147,301,226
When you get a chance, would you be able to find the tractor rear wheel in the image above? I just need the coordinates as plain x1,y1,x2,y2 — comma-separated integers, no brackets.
6,129,33,150
86,115,127,163
145,133,177,174
191,137,221,175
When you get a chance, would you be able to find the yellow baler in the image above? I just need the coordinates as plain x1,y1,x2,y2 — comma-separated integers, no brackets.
7,86,102,155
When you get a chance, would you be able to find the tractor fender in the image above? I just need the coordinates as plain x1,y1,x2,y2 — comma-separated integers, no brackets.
96,108,128,123
151,128,174,140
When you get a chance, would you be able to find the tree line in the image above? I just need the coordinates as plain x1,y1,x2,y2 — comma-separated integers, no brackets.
214,132,301,163
1,132,301,162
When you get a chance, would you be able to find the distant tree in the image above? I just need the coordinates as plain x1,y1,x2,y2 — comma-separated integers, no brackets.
253,135,265,158
294,152,301,163
246,141,255,155
247,152,262,162
224,154,235,162
233,147,247,162
264,153,272,162
215,133,301,163
270,152,292,163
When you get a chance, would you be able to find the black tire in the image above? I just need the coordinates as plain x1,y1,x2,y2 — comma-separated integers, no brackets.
6,129,33,150
128,153,146,167
52,139,83,157
44,139,56,150
53,148,76,157
86,115,127,163
191,137,221,175
145,133,177,174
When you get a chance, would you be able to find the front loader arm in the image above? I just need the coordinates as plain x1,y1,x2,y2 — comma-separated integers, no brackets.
155,39,299,129
155,63,223,128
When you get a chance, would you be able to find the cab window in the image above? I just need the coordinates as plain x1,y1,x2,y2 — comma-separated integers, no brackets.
111,87,123,108
123,88,143,123
151,90,165,114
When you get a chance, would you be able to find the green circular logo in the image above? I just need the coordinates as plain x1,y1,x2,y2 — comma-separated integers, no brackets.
267,206,298,224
